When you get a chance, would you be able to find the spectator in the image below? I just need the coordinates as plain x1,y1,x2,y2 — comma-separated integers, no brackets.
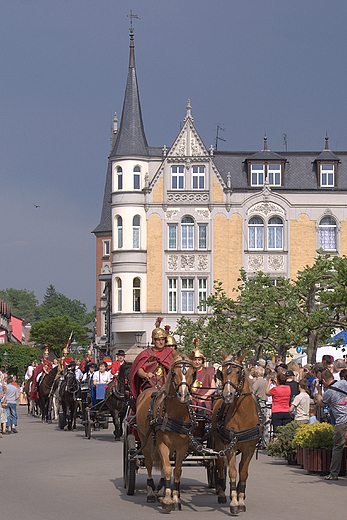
333,359,346,381
0,382,7,436
285,370,299,402
289,379,310,423
5,375,19,433
275,363,288,375
322,355,333,372
24,360,36,380
252,366,268,403
266,372,292,436
339,369,347,381
315,369,347,480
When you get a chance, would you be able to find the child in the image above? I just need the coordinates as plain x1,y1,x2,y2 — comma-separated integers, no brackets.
289,378,310,423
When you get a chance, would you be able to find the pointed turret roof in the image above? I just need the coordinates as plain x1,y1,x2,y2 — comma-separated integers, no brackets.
315,132,339,162
247,135,286,161
110,28,148,157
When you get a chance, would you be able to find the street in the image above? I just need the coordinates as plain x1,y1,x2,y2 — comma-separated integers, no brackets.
0,405,345,519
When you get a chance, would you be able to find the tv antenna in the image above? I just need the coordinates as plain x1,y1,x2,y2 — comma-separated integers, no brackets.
215,125,226,151
283,134,287,152
128,10,140,31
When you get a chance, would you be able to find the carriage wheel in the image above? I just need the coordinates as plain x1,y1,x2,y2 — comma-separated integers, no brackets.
58,411,65,430
206,434,216,488
85,407,91,439
123,433,136,495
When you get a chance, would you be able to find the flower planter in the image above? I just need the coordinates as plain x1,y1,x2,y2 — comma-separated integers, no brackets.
297,446,304,469
302,447,347,476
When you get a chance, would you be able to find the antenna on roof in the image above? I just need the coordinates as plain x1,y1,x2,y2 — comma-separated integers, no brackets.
215,125,226,151
283,134,287,152
128,9,140,32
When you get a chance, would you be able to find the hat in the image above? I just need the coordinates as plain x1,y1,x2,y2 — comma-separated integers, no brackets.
193,339,205,362
62,346,68,356
68,360,76,368
164,325,177,347
117,350,125,356
151,317,167,343
88,362,97,369
277,363,288,370
286,370,294,377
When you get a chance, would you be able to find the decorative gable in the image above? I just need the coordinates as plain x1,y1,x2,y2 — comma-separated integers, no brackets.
167,100,209,159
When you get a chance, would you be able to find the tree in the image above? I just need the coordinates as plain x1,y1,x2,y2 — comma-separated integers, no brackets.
0,344,41,380
37,285,90,325
29,316,89,356
0,288,38,323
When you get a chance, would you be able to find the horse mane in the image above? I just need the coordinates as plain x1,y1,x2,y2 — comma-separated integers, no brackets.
159,353,188,396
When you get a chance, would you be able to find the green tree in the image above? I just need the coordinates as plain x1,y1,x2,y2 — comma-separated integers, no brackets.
29,316,89,356
0,288,38,323
0,344,41,380
37,285,90,325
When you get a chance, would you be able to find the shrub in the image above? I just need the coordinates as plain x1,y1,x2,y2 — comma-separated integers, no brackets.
266,421,303,460
293,422,334,450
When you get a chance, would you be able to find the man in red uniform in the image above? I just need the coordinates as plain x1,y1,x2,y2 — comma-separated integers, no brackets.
30,347,53,400
130,318,173,401
79,348,95,373
190,344,216,414
110,350,126,378
61,346,73,369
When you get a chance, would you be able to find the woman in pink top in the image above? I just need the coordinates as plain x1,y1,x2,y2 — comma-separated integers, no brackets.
266,372,291,435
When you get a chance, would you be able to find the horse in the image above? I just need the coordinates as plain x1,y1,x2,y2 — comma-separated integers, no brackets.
212,350,263,514
105,361,132,440
37,363,63,423
23,377,39,416
59,368,80,430
136,350,197,512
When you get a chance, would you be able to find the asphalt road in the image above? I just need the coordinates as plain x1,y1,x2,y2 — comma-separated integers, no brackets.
0,406,345,519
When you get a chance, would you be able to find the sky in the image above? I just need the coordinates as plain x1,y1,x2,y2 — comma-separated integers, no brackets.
1,0,347,312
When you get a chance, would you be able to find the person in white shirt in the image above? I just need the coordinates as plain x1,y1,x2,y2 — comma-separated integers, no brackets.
25,360,36,380
93,361,111,385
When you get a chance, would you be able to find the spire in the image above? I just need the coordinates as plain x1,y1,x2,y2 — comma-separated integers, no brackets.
110,25,148,157
263,133,268,151
325,130,329,150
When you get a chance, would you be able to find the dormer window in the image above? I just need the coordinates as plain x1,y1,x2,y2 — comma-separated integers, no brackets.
251,164,264,186
250,163,282,186
320,163,335,187
268,164,281,186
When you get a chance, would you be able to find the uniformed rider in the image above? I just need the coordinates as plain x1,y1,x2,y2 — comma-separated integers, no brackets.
30,347,53,400
190,343,217,414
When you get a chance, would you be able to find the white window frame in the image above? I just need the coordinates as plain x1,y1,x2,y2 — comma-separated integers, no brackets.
103,239,110,257
181,216,194,250
268,164,281,186
117,216,123,249
248,217,264,250
320,164,335,187
117,167,123,190
168,224,177,250
198,278,207,312
192,166,205,189
198,224,207,250
133,278,141,312
133,166,141,190
168,278,177,313
251,164,264,186
181,278,194,313
268,217,283,250
171,166,185,190
319,216,337,251
133,215,140,249
116,278,122,312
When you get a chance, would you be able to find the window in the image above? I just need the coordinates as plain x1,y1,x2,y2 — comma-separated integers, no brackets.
268,164,281,186
117,167,123,190
192,166,205,189
133,166,141,190
320,164,334,187
168,278,177,312
251,164,264,186
117,216,123,249
133,215,140,249
133,278,141,312
116,278,122,312
248,217,264,250
198,224,207,249
168,224,177,250
181,278,194,312
198,278,207,312
319,216,337,251
103,240,110,257
181,216,194,250
268,217,283,249
171,166,184,189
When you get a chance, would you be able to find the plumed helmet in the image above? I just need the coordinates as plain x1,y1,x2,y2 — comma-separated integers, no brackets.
151,317,167,343
43,346,49,355
62,347,68,356
164,325,177,347
87,348,92,356
193,338,205,362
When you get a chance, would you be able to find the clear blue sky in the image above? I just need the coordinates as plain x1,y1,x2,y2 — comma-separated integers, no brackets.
1,0,347,311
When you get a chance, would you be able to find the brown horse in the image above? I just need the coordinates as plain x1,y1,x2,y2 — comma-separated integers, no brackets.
23,377,39,416
212,350,262,514
38,363,63,422
136,350,197,512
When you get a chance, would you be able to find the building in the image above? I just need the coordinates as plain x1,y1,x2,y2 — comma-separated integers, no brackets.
93,28,347,357
0,298,11,344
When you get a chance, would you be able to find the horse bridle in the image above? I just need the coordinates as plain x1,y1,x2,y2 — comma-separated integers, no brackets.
170,359,197,395
221,359,245,398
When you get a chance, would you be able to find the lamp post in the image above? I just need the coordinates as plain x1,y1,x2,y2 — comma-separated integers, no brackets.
71,339,78,361
3,350,8,373
135,331,144,348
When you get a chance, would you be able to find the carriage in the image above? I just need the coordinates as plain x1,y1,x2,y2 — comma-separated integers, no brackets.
82,382,114,439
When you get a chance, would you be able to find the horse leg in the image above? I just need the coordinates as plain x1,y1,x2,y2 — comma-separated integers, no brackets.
228,453,239,515
171,440,188,511
216,455,227,504
142,443,156,503
158,441,173,512
237,445,256,513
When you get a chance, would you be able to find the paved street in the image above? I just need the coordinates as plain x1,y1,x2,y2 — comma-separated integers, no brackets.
0,405,345,519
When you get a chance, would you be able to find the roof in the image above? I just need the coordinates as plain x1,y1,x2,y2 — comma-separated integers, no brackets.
93,160,112,234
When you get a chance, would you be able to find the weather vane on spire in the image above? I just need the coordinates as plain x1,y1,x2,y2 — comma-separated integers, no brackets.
128,10,140,32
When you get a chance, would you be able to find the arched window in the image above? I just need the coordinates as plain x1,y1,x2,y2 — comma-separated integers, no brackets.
133,215,140,249
181,216,194,250
133,166,141,190
116,278,122,312
268,217,283,250
319,216,337,251
248,217,264,250
117,216,123,249
133,277,141,312
117,166,123,190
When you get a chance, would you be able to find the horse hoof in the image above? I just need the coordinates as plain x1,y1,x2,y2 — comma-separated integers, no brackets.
218,496,227,504
238,505,246,513
161,503,173,513
147,495,156,503
230,506,239,515
172,503,181,511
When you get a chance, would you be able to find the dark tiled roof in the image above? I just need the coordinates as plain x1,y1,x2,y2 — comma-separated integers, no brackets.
213,151,347,191
93,160,112,234
247,149,286,161
315,149,340,161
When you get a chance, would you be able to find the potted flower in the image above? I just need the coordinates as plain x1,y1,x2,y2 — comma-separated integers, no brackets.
266,421,302,464
293,422,346,475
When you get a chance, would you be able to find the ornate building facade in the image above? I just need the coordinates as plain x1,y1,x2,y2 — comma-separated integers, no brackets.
93,30,347,356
